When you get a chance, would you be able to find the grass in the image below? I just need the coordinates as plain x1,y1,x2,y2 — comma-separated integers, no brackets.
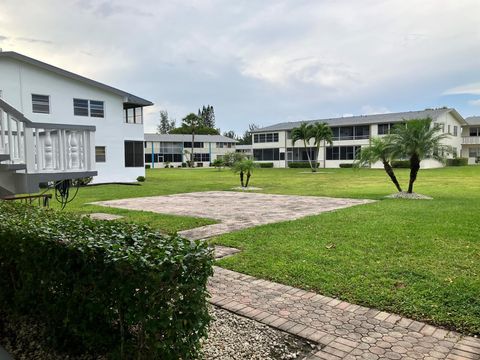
49,166,480,334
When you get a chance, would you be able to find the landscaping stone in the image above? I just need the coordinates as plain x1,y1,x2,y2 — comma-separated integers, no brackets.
86,213,124,221
94,191,374,240
232,186,263,191
386,192,433,200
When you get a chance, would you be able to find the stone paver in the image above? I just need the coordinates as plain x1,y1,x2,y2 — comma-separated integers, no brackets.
209,266,480,360
215,245,241,259
94,191,374,239
87,212,124,221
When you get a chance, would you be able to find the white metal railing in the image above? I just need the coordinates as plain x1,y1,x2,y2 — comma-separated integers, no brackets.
462,136,480,145
0,98,96,174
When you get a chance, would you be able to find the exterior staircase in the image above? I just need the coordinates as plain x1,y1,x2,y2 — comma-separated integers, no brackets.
0,98,97,196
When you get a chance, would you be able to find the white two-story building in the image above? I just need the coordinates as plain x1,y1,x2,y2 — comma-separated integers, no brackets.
251,108,467,168
463,117,480,164
0,51,152,194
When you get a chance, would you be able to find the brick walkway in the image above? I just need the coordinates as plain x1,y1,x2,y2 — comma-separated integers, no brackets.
209,266,480,360
94,191,374,240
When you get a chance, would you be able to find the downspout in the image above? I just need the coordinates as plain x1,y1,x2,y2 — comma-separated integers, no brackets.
151,142,154,169
209,142,212,165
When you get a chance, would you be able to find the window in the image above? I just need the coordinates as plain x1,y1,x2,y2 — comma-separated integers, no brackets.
95,146,106,162
73,99,104,117
73,99,89,116
90,100,104,118
470,127,479,137
448,125,451,134
326,146,361,160
339,127,354,140
193,153,210,162
469,148,480,157
453,126,458,136
216,142,233,148
125,107,143,124
253,148,280,161
354,125,370,139
183,142,204,148
439,123,445,133
32,94,50,114
253,132,279,143
124,141,144,167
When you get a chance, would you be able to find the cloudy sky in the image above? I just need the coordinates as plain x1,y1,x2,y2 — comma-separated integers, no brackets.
1,0,480,133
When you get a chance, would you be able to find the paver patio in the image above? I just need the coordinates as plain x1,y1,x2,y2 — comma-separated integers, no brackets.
210,265,480,360
94,191,374,239
95,191,480,359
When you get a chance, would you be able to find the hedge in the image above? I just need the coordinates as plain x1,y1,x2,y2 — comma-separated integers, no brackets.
339,163,354,168
256,162,274,168
391,160,410,168
0,202,213,359
287,161,319,168
446,158,468,166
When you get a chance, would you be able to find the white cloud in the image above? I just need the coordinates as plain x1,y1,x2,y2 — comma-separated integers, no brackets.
468,99,480,106
444,83,480,96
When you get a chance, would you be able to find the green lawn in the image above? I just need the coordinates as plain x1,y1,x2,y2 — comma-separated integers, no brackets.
52,166,480,335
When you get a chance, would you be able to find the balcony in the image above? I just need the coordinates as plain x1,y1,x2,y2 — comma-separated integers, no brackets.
462,136,480,145
0,98,97,195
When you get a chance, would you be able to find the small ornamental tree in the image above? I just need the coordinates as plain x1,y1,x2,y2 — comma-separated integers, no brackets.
312,122,333,169
355,136,402,192
291,122,315,172
232,158,258,188
390,118,450,193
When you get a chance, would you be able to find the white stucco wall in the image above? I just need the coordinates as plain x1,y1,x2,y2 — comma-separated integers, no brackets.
0,57,145,183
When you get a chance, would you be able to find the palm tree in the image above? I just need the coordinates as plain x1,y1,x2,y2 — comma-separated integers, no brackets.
312,122,333,169
355,136,402,192
232,159,257,188
182,113,201,167
291,122,315,171
390,118,450,193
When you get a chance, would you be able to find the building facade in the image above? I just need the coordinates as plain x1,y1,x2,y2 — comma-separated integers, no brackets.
0,51,152,184
144,134,237,168
463,117,480,164
251,109,467,169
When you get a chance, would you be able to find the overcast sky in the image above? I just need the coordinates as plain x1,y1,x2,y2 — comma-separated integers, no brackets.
1,0,480,134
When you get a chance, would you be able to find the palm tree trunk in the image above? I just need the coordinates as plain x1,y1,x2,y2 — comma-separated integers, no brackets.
240,171,244,187
323,140,327,169
408,154,420,193
382,160,402,192
304,140,314,172
245,171,251,187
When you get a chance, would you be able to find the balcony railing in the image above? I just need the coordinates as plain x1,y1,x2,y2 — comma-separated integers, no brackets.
0,98,96,175
462,136,480,145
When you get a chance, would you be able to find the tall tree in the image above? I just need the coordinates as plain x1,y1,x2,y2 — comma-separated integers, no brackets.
157,110,176,134
390,118,449,193
199,105,216,128
355,137,402,192
291,122,315,172
311,122,333,169
223,130,237,139
182,113,202,167
238,123,260,145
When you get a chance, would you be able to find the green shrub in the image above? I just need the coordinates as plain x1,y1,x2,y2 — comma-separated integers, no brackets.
391,160,410,168
446,158,468,166
145,164,151,169
287,162,318,168
339,163,354,168
136,176,145,182
0,202,213,359
256,162,274,168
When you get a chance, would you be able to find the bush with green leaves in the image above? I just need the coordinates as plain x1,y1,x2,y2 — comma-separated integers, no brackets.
256,162,274,168
446,158,468,166
339,163,354,168
223,151,246,167
136,175,145,182
288,161,319,168
391,160,410,168
0,202,213,359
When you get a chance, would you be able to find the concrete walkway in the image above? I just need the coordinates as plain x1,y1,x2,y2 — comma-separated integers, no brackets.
209,265,480,360
94,191,374,240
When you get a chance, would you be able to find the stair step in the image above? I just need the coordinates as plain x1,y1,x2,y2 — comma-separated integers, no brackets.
0,163,26,171
0,154,10,162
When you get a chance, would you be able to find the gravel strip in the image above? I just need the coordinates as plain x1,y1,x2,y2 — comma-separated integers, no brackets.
386,191,433,199
1,307,314,359
202,307,315,359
